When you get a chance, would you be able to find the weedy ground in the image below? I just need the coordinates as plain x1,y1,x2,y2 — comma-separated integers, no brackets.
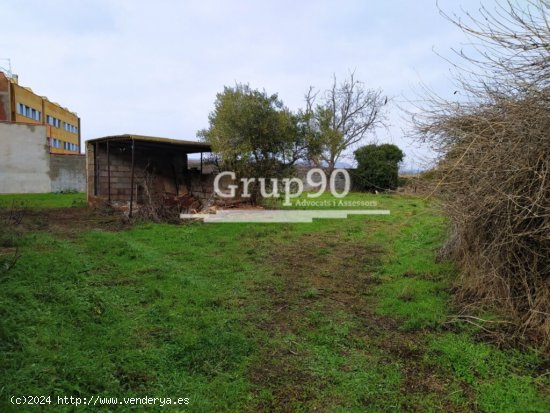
0,192,548,412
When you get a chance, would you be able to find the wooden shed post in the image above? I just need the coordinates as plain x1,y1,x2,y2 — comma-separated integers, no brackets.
107,141,111,203
129,139,135,218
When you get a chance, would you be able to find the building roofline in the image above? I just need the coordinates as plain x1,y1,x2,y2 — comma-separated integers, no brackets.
4,71,80,117
87,134,212,153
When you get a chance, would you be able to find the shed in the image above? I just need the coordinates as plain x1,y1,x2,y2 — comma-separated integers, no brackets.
86,134,213,215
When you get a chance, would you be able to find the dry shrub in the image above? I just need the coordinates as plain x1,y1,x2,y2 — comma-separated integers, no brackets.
398,171,438,196
422,92,550,347
416,1,550,348
131,170,201,224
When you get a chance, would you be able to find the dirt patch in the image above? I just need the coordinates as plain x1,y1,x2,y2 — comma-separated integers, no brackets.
244,232,385,411
0,207,129,238
248,347,322,413
244,228,475,412
247,235,383,336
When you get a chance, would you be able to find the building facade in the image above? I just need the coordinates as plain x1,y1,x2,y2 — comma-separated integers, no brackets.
0,71,81,154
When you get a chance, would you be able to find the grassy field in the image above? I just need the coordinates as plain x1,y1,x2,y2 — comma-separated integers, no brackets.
0,192,547,412
0,192,86,209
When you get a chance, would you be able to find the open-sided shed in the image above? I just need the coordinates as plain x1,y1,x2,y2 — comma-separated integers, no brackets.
86,134,212,215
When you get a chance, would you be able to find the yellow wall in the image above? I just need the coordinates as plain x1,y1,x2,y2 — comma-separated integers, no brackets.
43,100,79,154
12,84,43,125
11,82,80,155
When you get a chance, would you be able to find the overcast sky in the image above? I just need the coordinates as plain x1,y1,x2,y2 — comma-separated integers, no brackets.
0,0,500,169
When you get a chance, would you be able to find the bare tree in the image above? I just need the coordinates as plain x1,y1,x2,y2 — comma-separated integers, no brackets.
439,0,550,91
304,72,387,175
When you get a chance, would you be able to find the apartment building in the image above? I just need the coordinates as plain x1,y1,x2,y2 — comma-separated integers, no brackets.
0,71,81,154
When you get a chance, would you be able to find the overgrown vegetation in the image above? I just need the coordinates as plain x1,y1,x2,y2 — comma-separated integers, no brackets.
415,0,550,347
0,193,547,412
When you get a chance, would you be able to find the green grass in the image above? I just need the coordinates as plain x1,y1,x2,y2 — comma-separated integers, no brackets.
0,192,547,412
372,206,453,330
426,334,547,413
0,192,85,209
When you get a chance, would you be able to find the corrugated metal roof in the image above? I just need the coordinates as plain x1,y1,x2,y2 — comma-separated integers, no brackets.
87,134,212,152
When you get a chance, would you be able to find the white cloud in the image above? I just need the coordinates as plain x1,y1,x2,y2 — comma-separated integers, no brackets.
0,0,498,166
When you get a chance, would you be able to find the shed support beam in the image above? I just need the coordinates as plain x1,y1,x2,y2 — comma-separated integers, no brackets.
129,139,135,218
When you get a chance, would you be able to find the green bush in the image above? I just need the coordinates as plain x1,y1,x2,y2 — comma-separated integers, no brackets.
353,144,404,191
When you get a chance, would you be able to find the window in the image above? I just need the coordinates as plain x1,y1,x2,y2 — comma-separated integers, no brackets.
46,115,62,128
17,103,42,121
60,141,79,151
61,122,78,134
50,138,62,149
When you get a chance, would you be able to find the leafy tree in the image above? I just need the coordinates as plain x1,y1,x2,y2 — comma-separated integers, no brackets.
353,144,404,191
198,84,307,200
304,72,387,175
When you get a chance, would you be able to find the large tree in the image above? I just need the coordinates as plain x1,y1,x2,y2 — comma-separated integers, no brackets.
198,84,307,199
304,72,387,175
